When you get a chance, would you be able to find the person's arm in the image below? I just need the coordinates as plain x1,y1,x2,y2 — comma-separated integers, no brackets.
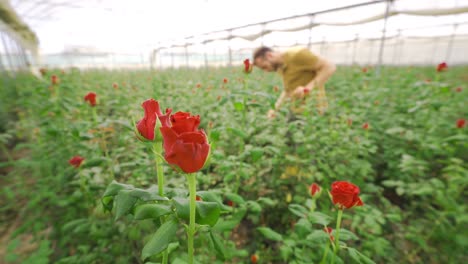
267,90,287,119
292,57,336,98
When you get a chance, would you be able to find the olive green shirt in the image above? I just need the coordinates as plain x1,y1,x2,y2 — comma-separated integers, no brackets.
278,47,319,95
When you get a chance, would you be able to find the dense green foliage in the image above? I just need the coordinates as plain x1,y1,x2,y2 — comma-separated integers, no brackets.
0,65,467,263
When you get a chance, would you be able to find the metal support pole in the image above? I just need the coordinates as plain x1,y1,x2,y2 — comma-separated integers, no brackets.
445,23,458,63
204,43,208,68
430,37,439,65
392,29,401,65
1,32,15,73
260,23,266,46
352,34,359,65
307,15,315,49
185,45,189,68
228,30,233,67
376,0,392,75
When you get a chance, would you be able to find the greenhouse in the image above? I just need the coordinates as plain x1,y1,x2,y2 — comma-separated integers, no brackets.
1,0,467,263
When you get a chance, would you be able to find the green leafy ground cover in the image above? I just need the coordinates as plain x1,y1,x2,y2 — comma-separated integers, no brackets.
0,65,467,263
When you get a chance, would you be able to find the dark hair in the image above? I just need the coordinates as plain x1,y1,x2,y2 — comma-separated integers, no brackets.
253,46,273,60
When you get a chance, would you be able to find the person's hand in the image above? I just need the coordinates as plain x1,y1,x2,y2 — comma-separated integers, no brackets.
292,86,311,99
267,109,276,119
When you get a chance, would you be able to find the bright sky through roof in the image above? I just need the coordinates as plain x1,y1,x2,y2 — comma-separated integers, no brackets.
10,0,468,54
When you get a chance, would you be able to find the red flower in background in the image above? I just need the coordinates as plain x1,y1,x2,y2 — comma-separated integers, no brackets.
226,200,234,207
309,183,321,197
51,75,59,85
223,78,228,84
160,111,210,173
362,122,369,130
84,92,97,106
455,87,462,92
244,59,253,73
69,156,85,168
251,254,258,264
324,227,335,241
437,62,448,72
136,99,172,141
457,119,466,128
330,181,364,209
362,67,368,73
196,83,202,88
112,83,119,89
347,118,353,126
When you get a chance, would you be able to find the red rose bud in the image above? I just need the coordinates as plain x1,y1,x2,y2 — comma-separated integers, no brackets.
136,99,171,141
160,111,210,173
51,75,59,85
84,92,97,106
330,181,364,209
309,183,321,197
362,122,369,130
227,200,234,207
243,59,253,73
251,254,258,264
362,67,368,73
303,87,310,94
112,83,118,89
223,78,228,84
196,83,202,88
69,156,85,168
437,62,448,72
196,196,202,201
457,119,466,128
323,227,335,241
455,87,462,92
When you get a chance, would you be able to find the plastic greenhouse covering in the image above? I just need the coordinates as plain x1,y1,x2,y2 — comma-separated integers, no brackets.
1,0,468,70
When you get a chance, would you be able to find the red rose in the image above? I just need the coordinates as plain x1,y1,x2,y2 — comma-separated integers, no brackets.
455,87,462,92
112,83,118,89
136,99,172,141
324,227,335,241
51,75,59,85
330,181,364,209
84,92,97,106
250,254,258,264
457,119,466,128
160,111,210,173
437,62,448,72
69,156,85,168
362,122,369,130
226,200,234,207
309,183,321,197
223,78,228,84
362,67,368,73
243,59,253,73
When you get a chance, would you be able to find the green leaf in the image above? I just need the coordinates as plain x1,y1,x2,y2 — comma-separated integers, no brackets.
213,207,247,232
134,204,172,220
347,248,376,264
115,190,138,220
141,218,178,260
247,201,262,214
173,198,221,227
338,228,359,241
227,127,247,139
288,204,308,218
101,180,133,210
308,212,332,226
209,231,227,260
306,230,329,242
224,193,245,205
257,227,283,241
233,101,245,111
196,201,221,227
257,197,277,206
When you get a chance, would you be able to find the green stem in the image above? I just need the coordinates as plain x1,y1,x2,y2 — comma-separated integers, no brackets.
320,243,331,264
334,209,344,254
187,173,197,264
0,143,13,164
153,142,168,264
153,143,164,196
